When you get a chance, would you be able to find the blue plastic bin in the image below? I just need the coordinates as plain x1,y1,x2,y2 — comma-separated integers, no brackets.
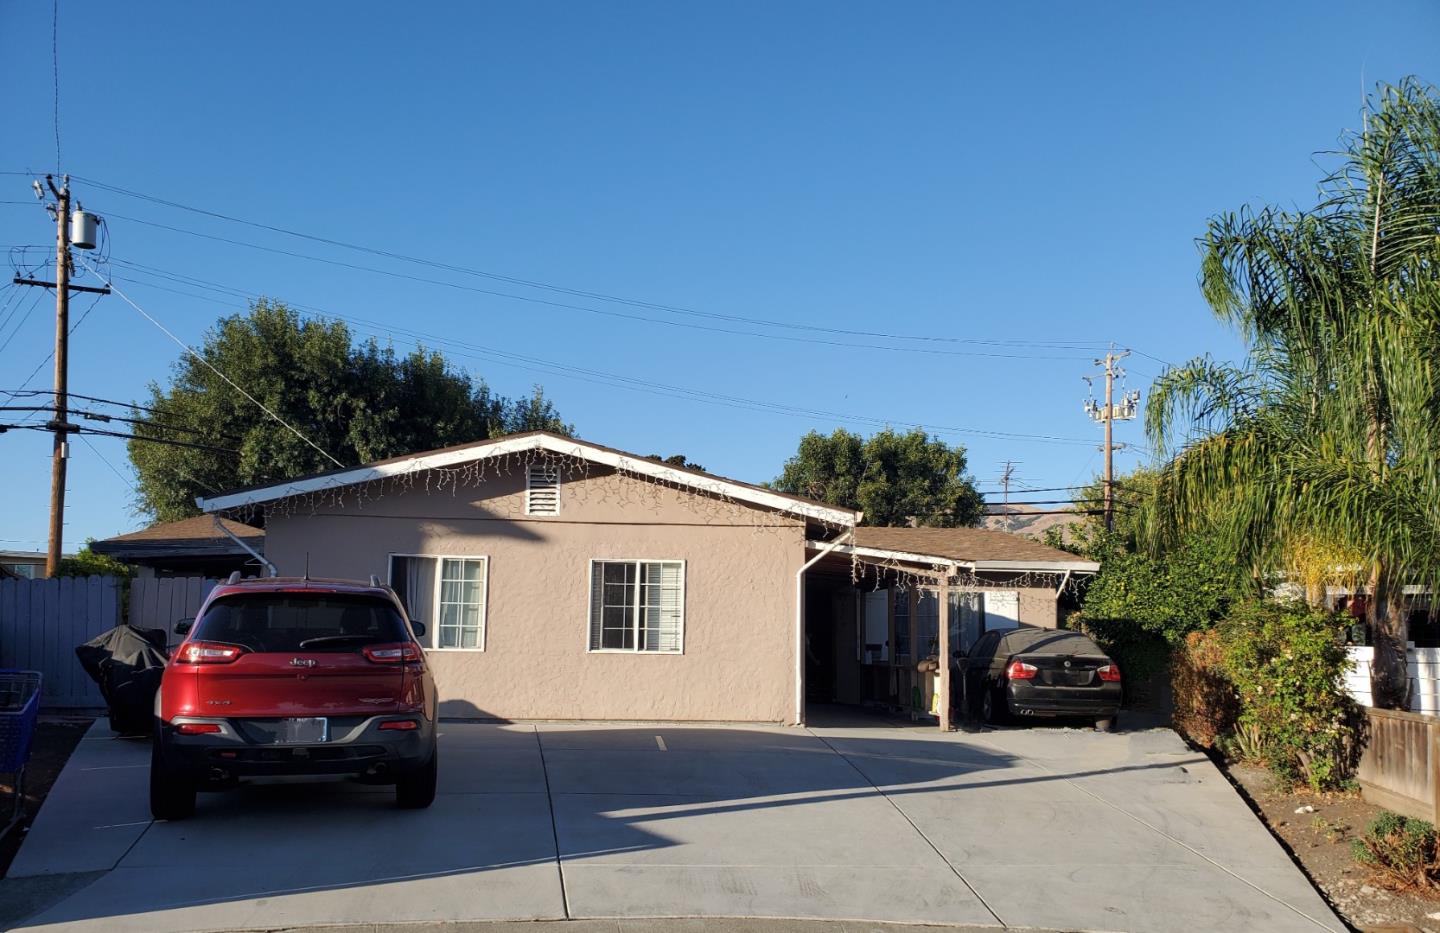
0,671,42,773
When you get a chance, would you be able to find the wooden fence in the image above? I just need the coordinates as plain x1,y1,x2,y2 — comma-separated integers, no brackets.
1357,706,1440,822
129,577,217,649
0,576,121,708
0,575,219,708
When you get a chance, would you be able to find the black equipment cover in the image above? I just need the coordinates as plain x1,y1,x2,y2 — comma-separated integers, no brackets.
75,625,168,735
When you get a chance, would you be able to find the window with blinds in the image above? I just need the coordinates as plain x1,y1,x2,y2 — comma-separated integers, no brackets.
588,560,684,653
526,464,561,515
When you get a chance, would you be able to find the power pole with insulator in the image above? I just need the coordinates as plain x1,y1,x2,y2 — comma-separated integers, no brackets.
13,176,108,576
1083,348,1139,533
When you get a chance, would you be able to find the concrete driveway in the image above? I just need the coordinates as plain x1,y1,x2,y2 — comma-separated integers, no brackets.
8,710,1343,932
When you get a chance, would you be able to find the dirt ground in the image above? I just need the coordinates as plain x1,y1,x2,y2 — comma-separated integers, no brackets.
1228,761,1440,932
0,717,93,877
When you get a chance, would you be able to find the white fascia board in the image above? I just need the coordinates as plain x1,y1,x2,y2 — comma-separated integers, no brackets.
809,541,957,571
970,559,1100,573
197,434,858,526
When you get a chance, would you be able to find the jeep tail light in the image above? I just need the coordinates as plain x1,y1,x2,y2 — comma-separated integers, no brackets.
1005,660,1038,680
175,722,222,735
363,643,422,664
176,642,246,664
379,719,419,731
1097,662,1122,682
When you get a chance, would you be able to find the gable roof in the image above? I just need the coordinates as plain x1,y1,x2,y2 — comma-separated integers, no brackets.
196,431,859,527
814,526,1099,573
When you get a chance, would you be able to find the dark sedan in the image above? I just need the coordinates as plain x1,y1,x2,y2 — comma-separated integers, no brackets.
958,627,1122,731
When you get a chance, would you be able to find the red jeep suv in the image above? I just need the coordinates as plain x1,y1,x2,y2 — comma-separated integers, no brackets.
150,576,438,820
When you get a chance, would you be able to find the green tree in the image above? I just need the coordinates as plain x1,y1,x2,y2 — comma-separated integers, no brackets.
1142,79,1440,708
772,427,984,526
57,541,134,579
129,300,574,520
647,454,706,471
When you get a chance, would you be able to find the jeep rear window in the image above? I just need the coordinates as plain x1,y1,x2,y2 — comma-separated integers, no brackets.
193,594,409,653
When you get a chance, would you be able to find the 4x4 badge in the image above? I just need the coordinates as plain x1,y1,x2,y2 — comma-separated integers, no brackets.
290,658,317,668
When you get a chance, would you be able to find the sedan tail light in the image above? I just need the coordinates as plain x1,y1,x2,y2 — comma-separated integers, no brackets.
363,643,422,664
1005,660,1038,680
1097,662,1122,682
379,719,419,731
175,642,247,664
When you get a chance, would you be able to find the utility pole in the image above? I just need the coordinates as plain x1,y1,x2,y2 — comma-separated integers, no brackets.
13,176,107,576
999,461,1019,532
1084,348,1139,533
47,178,70,578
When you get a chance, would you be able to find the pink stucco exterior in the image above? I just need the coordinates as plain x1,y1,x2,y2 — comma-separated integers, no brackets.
262,466,807,723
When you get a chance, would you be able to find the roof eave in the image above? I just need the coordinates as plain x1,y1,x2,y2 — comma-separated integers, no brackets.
198,434,858,527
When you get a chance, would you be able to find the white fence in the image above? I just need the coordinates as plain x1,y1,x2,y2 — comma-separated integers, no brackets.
0,575,121,708
1346,645,1440,714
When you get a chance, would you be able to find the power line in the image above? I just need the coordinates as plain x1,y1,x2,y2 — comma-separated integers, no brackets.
1,290,105,413
0,421,237,455
4,388,180,419
76,432,135,494
97,233,1089,362
107,266,1104,448
0,405,241,441
0,286,46,357
73,175,1112,350
75,256,345,467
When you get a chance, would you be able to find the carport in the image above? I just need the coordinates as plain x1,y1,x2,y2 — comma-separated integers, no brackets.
799,527,1099,730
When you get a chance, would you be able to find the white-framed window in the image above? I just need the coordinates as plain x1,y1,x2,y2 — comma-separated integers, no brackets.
526,463,560,515
588,559,684,653
387,554,489,650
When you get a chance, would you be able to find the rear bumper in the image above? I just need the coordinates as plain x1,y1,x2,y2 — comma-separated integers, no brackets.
1006,683,1121,718
158,715,435,781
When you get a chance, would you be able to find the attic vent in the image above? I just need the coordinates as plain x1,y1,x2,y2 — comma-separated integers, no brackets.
526,464,561,516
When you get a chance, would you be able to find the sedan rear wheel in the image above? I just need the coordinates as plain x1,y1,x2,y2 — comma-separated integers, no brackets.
980,685,1007,726
396,743,438,809
149,732,196,821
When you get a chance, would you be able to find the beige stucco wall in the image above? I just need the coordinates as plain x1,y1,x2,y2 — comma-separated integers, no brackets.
1017,587,1059,628
261,466,806,723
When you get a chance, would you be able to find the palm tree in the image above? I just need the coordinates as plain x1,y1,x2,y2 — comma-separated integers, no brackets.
1143,79,1440,709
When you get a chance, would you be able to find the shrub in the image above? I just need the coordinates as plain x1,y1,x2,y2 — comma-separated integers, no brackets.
1219,599,1358,791
1352,811,1440,889
1171,629,1238,749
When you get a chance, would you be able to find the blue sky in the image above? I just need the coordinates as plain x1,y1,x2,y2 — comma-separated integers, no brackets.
1,1,1436,549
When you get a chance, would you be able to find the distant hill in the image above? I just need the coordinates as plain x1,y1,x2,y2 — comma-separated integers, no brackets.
982,503,1087,543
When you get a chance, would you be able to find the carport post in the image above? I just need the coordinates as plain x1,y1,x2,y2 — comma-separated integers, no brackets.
796,530,854,726
938,581,951,731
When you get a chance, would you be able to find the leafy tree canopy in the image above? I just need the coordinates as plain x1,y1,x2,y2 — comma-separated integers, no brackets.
772,427,984,527
129,300,574,521
1048,468,1252,644
57,541,134,579
648,454,706,471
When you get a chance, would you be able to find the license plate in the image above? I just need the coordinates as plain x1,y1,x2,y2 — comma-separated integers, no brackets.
277,717,328,744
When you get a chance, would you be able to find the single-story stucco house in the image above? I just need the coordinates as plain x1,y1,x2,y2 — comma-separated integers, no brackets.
197,431,1097,726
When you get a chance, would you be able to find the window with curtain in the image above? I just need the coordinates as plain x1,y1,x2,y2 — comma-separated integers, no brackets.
388,554,488,650
588,560,684,653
